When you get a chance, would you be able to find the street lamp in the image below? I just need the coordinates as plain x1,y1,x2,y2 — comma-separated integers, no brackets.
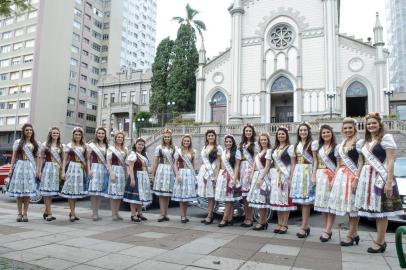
137,117,145,138
13,83,22,142
326,93,335,120
384,89,394,116
167,101,176,123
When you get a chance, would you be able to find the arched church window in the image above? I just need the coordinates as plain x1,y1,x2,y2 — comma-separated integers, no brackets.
211,91,227,106
268,24,295,50
347,81,368,97
271,76,293,92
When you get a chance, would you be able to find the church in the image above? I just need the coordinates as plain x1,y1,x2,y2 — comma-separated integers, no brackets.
194,0,388,124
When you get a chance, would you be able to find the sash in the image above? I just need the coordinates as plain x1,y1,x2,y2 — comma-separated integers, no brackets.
23,143,36,171
222,151,236,181
136,152,149,168
242,144,255,165
201,147,216,182
68,143,86,165
222,151,241,195
297,142,313,164
318,146,336,173
89,142,108,168
272,147,290,179
110,146,126,166
361,143,393,188
177,149,197,181
255,152,271,195
339,142,357,175
161,146,174,168
49,146,62,167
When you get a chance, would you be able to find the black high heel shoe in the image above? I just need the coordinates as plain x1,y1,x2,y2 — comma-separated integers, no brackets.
367,241,387,253
16,214,23,222
340,235,360,246
240,221,253,228
253,223,268,231
320,231,333,242
69,213,75,222
278,225,288,234
131,215,141,222
46,216,56,222
218,220,228,227
137,214,148,221
204,217,214,225
296,228,311,238
43,212,48,220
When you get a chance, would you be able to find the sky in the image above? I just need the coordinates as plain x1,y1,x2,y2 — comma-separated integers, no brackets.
156,0,387,58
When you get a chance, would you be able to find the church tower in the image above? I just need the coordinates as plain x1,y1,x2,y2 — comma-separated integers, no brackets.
373,12,387,114
195,40,206,122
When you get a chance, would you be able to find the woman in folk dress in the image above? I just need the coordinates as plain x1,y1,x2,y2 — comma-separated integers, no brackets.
87,127,109,221
7,123,40,222
215,135,242,227
355,112,402,253
269,127,296,234
124,138,152,222
239,124,259,227
172,134,197,223
197,129,222,225
106,131,128,221
290,122,314,238
60,127,89,222
311,124,337,242
152,128,176,222
39,127,63,221
328,118,362,246
247,133,272,230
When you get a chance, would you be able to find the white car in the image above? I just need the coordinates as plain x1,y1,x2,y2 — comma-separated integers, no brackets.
393,157,406,220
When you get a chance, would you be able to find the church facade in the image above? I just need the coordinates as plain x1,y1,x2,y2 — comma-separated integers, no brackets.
195,0,389,124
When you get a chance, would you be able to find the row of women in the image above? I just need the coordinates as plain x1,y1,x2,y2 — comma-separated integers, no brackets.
6,112,403,254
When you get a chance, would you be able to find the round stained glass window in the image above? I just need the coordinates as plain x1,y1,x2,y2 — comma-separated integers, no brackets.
268,24,295,49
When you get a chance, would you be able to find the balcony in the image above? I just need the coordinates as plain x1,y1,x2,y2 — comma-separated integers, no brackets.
107,101,138,114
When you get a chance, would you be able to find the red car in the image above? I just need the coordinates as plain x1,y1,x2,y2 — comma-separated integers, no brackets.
0,164,11,192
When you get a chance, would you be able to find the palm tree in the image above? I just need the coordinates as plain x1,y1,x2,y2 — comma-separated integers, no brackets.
172,3,206,41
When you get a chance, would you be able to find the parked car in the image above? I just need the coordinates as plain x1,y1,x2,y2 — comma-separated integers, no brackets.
0,164,11,193
395,157,406,219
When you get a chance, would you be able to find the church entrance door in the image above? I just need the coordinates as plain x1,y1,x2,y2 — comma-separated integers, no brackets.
270,76,294,123
346,81,368,117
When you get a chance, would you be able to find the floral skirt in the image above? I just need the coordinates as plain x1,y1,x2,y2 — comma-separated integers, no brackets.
354,165,403,218
60,162,88,199
290,163,314,204
104,165,126,199
7,160,37,197
172,168,197,202
240,160,254,197
153,164,175,196
214,169,242,202
39,162,60,196
328,166,358,217
314,169,334,213
247,170,271,208
197,165,216,198
88,163,109,196
123,171,152,205
269,168,296,211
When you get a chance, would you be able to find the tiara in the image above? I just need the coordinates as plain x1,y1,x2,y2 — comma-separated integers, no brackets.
114,130,126,137
278,126,289,132
224,133,235,139
300,121,312,129
162,128,172,135
366,112,381,118
72,127,84,133
244,123,254,128
181,133,192,139
342,117,357,124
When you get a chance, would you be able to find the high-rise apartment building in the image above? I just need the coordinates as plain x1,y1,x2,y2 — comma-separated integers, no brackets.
0,0,156,150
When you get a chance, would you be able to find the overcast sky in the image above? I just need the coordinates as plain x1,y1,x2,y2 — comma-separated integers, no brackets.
156,0,387,58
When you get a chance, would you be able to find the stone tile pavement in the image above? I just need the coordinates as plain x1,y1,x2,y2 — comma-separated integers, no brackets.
0,202,403,270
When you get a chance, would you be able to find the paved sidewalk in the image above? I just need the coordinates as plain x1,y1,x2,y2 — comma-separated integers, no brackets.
0,202,402,270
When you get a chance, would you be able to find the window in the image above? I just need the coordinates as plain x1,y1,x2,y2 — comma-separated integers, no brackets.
82,50,89,56
102,45,108,52
100,68,106,75
69,71,77,78
18,116,28,124
0,102,4,109
141,90,148,104
81,74,87,81
78,112,84,118
23,55,33,63
94,19,102,29
15,28,24,37
73,33,80,42
22,69,32,78
75,0,82,4
102,34,109,40
89,90,97,98
110,93,115,103
130,91,136,102
73,20,81,29
101,56,107,63
6,117,15,125
13,42,23,51
67,97,76,105
79,99,85,106
86,2,92,9
69,84,76,92
92,42,101,52
271,76,294,92
121,92,127,103
79,87,86,94
12,57,21,65
87,103,97,110
10,71,20,80
70,58,78,66
0,73,7,81
0,118,3,125
1,45,11,53
28,11,37,19
67,111,75,118
84,25,90,32
93,55,100,63
0,88,6,96
2,31,12,39
81,62,88,68
83,38,89,44
90,78,98,85
84,14,91,20
0,59,10,68
71,46,79,54
21,85,31,93
86,126,96,134
91,67,99,75
25,40,35,48
86,114,96,121
26,25,36,33
9,86,19,94
74,8,82,17
7,102,17,109
19,100,29,109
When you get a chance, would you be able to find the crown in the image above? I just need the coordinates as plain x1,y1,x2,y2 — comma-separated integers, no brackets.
300,121,312,129
278,125,289,132
72,127,84,133
162,128,172,135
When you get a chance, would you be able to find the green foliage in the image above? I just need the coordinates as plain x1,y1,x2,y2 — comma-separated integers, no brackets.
167,24,199,112
0,0,31,17
149,37,174,114
172,3,206,40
